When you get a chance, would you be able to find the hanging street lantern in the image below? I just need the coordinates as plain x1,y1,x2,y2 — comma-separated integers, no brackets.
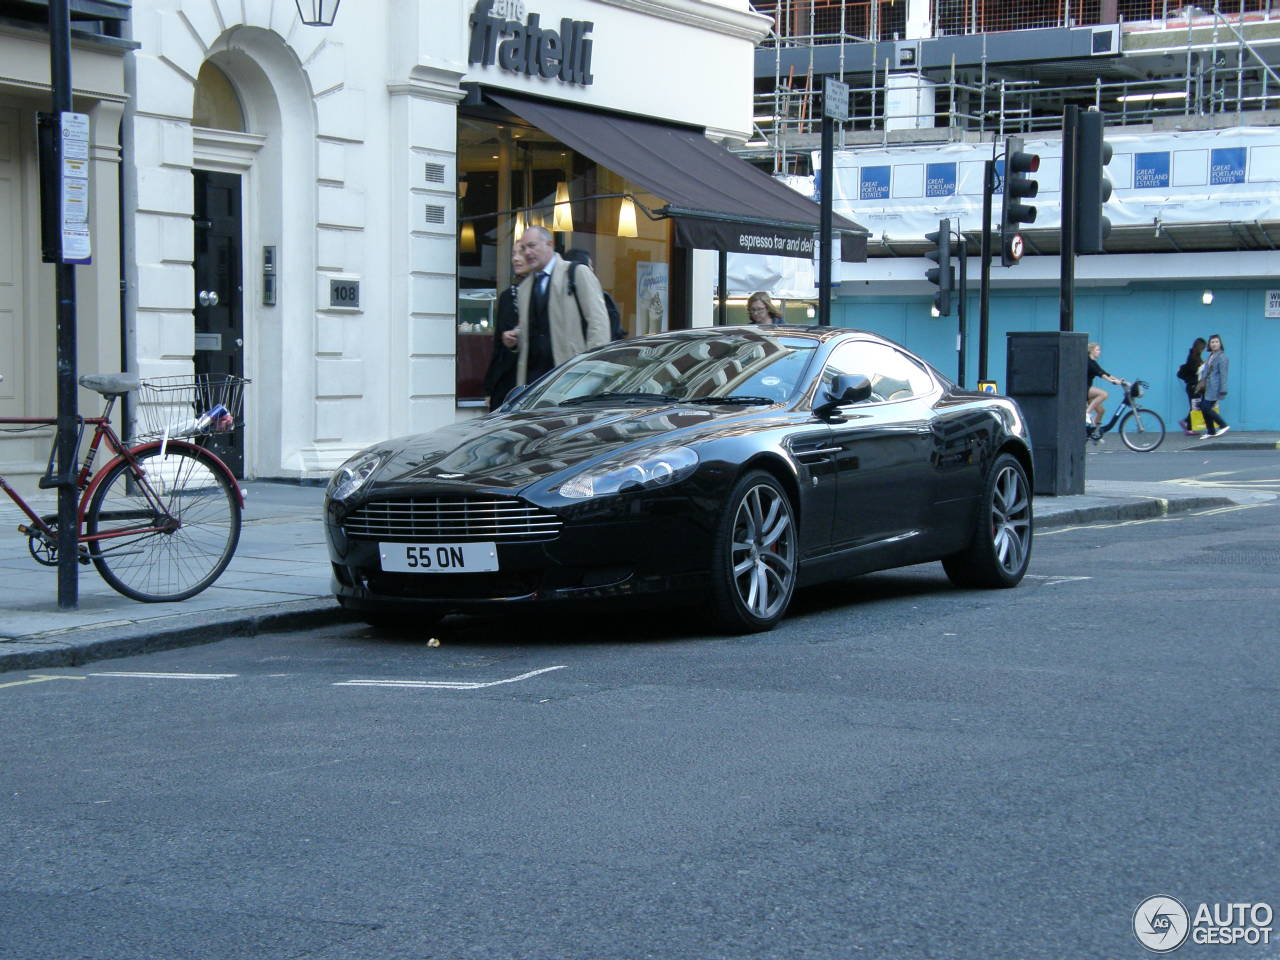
295,0,341,26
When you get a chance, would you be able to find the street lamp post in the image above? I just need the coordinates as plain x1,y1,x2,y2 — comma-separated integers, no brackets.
47,0,79,609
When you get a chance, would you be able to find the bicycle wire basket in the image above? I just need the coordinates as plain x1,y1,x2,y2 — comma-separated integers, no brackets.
1129,379,1147,399
133,374,250,442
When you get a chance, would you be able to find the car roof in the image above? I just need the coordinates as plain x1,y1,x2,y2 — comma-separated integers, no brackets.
654,325,888,345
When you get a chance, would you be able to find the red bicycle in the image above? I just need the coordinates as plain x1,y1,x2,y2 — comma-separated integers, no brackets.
0,372,247,602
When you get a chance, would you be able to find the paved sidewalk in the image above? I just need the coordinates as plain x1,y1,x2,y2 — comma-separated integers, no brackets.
2,431,1275,673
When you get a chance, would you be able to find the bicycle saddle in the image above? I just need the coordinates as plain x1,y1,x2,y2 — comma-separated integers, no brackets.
79,373,141,397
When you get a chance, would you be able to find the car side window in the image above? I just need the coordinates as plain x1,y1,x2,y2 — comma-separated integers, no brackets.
820,342,934,403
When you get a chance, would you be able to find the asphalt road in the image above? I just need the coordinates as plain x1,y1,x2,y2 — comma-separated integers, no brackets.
2,454,1277,960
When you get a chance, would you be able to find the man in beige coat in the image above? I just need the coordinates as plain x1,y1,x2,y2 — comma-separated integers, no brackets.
502,225,610,387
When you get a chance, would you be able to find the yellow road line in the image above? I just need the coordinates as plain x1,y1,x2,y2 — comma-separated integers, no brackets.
0,674,86,689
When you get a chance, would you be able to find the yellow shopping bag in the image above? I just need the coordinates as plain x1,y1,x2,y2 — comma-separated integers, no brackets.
1189,403,1218,431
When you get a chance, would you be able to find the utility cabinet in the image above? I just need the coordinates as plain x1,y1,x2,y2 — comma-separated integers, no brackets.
1007,331,1088,496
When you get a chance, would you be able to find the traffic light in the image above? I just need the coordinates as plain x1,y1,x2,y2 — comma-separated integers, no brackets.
925,218,954,316
1075,110,1113,254
1000,136,1040,266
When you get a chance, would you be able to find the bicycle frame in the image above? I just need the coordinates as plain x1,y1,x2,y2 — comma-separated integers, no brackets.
1094,395,1135,436
0,411,124,539
0,402,243,554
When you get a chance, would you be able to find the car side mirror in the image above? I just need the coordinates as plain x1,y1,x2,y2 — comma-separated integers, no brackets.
814,374,872,420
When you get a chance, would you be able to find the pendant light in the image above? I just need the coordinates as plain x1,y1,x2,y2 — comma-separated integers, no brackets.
617,197,638,238
552,181,573,232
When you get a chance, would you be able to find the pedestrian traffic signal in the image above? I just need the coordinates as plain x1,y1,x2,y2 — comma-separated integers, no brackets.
1000,136,1040,267
1075,110,1113,254
924,218,954,316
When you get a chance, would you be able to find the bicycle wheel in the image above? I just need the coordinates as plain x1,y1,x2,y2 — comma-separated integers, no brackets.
87,445,241,602
1119,407,1165,452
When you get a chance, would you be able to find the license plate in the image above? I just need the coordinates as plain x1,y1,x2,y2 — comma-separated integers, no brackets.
379,542,499,573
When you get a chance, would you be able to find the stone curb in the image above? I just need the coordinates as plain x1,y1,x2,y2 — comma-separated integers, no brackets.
0,598,358,674
1035,495,1234,530
1192,440,1280,451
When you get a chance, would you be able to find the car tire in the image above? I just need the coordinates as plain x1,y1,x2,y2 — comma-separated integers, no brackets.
942,452,1033,589
709,470,798,633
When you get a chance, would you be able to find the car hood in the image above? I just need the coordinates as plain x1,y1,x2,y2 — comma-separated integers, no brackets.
366,404,766,493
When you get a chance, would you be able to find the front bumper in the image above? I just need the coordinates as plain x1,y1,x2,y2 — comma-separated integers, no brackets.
325,488,716,615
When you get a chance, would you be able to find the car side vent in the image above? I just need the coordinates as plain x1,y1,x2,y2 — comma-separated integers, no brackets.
343,496,563,543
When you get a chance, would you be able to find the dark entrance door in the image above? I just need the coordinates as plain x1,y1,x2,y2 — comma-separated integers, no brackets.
193,170,245,476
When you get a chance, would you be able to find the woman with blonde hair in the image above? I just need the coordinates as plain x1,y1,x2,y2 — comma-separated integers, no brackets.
746,291,784,324
1086,341,1122,436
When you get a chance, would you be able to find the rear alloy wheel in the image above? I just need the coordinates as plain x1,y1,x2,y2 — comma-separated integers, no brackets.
943,452,1033,589
709,471,797,633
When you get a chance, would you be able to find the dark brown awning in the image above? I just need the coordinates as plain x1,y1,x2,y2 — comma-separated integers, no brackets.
489,92,868,262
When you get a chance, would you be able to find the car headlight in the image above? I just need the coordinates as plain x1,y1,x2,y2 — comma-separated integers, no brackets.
559,446,699,500
326,450,386,502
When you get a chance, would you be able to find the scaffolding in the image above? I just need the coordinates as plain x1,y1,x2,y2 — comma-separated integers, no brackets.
749,0,1280,174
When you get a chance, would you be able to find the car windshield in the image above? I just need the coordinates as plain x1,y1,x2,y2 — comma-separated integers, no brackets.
513,334,818,410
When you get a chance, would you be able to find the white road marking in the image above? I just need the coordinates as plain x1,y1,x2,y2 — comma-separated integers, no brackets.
334,665,566,690
90,672,239,680
1024,574,1092,585
1171,474,1280,489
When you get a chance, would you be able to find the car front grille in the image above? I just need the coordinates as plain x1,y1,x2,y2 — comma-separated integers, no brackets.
342,496,562,543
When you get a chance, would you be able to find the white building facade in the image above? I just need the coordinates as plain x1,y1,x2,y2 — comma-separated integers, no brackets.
1,0,772,487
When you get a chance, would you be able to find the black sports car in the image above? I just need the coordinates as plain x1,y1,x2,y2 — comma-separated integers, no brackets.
324,326,1033,633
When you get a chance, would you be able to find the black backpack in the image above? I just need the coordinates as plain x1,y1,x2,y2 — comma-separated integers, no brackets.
567,261,626,341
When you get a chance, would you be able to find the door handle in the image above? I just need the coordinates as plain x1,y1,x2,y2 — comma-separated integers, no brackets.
234,338,243,348
198,290,221,307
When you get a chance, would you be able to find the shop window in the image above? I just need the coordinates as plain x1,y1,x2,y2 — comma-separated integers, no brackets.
456,114,675,405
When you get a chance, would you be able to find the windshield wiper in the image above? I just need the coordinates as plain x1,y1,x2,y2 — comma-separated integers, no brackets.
560,391,681,406
682,395,779,406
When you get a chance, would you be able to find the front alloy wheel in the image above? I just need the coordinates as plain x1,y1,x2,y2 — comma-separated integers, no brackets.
710,471,797,633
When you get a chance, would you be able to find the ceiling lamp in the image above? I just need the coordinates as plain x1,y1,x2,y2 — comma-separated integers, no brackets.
552,181,573,233
617,197,638,238
295,0,341,26
1202,289,1214,305
460,221,477,254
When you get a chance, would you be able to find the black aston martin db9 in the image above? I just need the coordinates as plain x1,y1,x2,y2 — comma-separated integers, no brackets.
325,326,1033,633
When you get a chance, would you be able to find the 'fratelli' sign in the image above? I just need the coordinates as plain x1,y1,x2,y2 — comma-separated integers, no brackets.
468,0,595,86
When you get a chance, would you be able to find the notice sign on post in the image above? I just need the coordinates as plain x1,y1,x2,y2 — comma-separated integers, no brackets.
37,111,91,264
823,78,849,122
59,112,91,264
